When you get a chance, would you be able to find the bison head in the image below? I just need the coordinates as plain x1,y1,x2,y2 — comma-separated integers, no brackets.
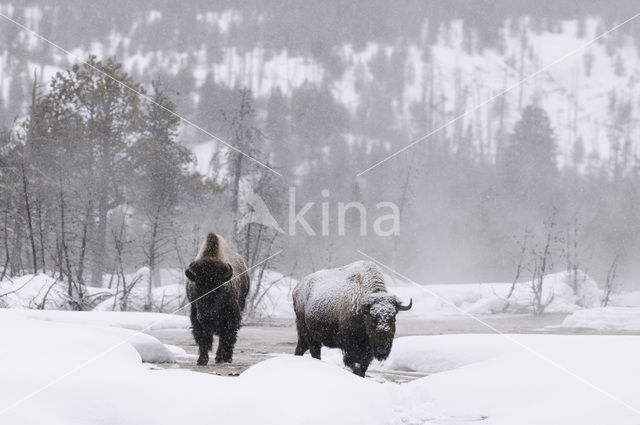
185,258,234,296
360,293,412,360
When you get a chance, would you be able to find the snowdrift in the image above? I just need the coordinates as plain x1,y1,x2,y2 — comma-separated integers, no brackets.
1,308,189,330
561,307,640,331
389,334,640,425
0,310,181,364
0,273,112,310
2,312,639,425
390,270,602,318
0,313,392,425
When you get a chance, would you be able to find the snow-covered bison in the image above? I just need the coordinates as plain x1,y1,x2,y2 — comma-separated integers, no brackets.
292,260,412,376
185,233,250,366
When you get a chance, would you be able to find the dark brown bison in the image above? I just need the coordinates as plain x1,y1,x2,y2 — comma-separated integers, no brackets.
185,233,250,366
292,260,412,376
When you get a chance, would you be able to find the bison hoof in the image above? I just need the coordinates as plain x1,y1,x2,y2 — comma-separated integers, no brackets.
197,356,209,366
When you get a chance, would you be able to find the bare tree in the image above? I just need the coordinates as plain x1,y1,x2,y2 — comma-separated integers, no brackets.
529,210,558,316
507,227,529,299
391,156,415,270
601,256,618,307
19,71,41,274
564,215,587,305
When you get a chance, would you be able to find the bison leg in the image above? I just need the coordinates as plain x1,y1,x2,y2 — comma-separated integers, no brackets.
343,351,371,377
190,306,213,366
195,328,213,366
294,316,310,356
294,337,308,356
309,342,322,360
215,326,238,363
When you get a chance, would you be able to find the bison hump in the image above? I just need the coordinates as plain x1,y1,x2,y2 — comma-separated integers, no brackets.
296,261,387,320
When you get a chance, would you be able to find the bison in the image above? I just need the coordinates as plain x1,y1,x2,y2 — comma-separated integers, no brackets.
292,260,412,376
185,233,250,366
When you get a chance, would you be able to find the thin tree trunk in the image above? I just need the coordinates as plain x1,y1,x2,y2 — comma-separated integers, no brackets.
36,199,45,272
59,187,74,297
91,193,108,288
1,210,9,281
20,161,38,273
391,161,413,269
22,69,39,273
77,203,93,284
54,228,63,280
146,207,161,311
10,208,24,276
232,153,243,215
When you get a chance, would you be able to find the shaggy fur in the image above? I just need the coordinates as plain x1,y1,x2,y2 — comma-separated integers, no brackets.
185,233,250,366
292,261,412,377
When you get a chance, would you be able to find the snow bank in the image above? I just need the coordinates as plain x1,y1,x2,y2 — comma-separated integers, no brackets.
387,334,640,425
561,307,640,331
0,308,189,330
0,309,181,363
95,327,178,363
238,356,392,424
3,313,639,425
0,314,392,425
0,270,187,313
312,334,640,424
379,334,513,374
389,270,601,318
0,274,111,310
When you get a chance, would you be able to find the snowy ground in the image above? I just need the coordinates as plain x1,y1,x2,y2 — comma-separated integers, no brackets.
2,268,640,423
1,310,639,425
388,334,640,425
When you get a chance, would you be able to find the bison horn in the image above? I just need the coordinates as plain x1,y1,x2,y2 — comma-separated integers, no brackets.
397,298,413,311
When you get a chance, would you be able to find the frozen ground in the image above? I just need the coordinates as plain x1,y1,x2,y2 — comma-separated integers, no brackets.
1,310,639,425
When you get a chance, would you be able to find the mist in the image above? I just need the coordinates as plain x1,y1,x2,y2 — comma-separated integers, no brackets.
1,0,640,293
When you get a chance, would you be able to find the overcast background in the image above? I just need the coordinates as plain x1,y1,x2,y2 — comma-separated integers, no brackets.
1,0,639,290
